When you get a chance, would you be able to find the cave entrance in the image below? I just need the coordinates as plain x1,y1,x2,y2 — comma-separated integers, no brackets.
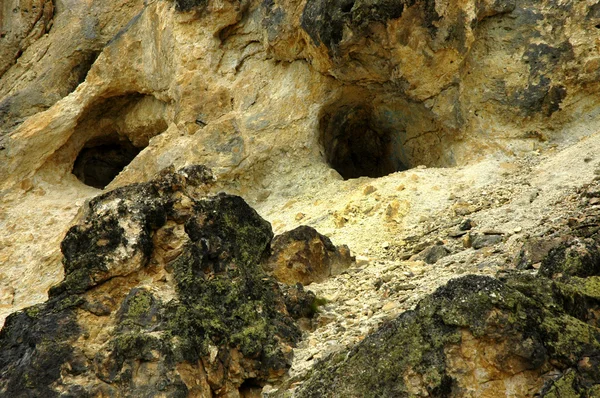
72,135,142,189
68,93,168,189
320,104,406,180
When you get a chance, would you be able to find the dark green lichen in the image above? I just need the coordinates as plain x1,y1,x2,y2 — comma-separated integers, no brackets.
117,288,160,330
98,192,300,387
541,369,592,398
310,296,328,315
539,238,600,278
0,297,82,397
168,211,299,368
298,267,600,397
1,166,301,396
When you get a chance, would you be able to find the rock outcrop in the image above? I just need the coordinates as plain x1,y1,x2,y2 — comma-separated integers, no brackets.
295,212,600,397
0,167,310,397
4,0,600,325
3,0,600,192
5,0,600,396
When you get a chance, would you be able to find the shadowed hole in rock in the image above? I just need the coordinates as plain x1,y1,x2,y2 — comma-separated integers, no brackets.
72,135,142,189
341,0,354,13
68,50,101,90
239,378,264,397
69,93,168,188
319,102,407,180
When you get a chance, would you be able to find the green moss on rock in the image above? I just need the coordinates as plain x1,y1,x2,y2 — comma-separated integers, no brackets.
1,166,301,396
117,288,160,331
539,239,600,278
298,268,600,397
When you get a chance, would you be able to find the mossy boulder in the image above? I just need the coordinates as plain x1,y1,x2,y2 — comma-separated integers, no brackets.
296,248,600,397
264,225,354,285
0,166,305,397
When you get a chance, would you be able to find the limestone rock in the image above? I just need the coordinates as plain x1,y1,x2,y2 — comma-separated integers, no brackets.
0,0,54,78
264,226,355,285
0,167,303,397
4,0,600,195
0,0,145,135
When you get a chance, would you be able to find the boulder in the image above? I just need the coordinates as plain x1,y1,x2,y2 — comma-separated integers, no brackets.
296,243,600,397
264,226,354,285
0,166,306,397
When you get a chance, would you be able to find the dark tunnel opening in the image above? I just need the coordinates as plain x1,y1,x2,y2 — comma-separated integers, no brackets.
72,136,142,189
320,104,407,180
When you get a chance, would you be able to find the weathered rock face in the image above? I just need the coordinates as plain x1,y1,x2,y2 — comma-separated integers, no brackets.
0,167,308,397
295,226,600,397
5,0,600,396
265,226,355,285
3,0,600,325
0,0,54,78
0,0,145,135
3,0,600,192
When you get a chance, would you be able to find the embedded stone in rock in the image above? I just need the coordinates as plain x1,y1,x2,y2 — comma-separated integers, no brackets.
319,102,407,180
515,236,565,270
280,283,320,320
72,138,142,189
0,166,302,397
174,0,208,12
264,226,354,285
410,244,449,264
470,233,504,249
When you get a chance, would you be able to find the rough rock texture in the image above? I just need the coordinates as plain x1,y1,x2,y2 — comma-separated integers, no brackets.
4,0,600,324
5,0,600,396
3,0,600,193
295,241,600,397
0,0,54,79
0,167,308,397
265,226,354,285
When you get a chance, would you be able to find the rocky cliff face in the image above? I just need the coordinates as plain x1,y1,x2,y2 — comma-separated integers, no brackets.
3,0,600,396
